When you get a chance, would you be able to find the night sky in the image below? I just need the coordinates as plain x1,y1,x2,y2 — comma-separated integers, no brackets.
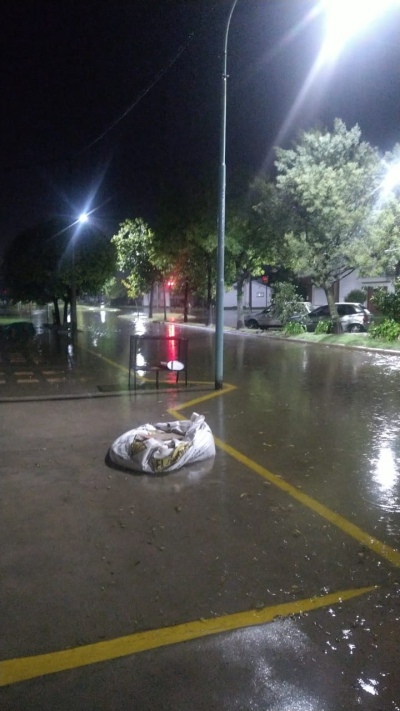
1,0,400,251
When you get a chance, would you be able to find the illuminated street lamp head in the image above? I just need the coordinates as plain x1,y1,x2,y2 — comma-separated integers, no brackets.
321,0,399,60
78,212,89,224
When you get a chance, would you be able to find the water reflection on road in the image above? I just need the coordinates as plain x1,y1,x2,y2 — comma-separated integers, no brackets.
75,306,400,545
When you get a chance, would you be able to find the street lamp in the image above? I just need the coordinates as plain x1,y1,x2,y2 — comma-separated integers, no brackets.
70,213,89,333
320,0,400,60
215,0,239,390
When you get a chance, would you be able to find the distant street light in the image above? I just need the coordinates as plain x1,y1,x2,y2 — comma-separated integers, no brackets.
215,0,239,390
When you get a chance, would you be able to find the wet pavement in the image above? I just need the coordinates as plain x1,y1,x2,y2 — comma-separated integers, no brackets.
1,305,400,709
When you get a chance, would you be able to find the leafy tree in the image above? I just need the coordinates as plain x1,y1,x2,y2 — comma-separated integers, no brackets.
353,143,400,280
372,278,400,322
225,216,268,330
2,218,116,324
182,221,217,325
275,119,383,330
269,282,306,324
225,180,284,329
111,218,167,318
155,184,218,325
102,276,128,303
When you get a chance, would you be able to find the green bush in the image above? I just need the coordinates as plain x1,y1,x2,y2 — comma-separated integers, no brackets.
314,319,332,334
372,279,400,322
284,321,306,336
344,289,367,304
369,318,400,341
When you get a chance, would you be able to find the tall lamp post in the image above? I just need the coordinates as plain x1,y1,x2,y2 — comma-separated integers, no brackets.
70,212,88,333
215,0,239,390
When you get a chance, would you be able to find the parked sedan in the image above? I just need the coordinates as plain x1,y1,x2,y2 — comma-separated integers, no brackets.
244,302,314,329
298,302,372,333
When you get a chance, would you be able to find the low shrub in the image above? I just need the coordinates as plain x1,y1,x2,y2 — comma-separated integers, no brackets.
371,279,400,322
284,321,306,336
314,319,332,334
344,289,367,304
369,318,400,342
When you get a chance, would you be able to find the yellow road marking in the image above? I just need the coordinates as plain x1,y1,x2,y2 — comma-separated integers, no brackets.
172,401,400,570
16,379,39,384
206,437,400,568
79,344,400,567
0,586,376,687
168,383,237,411
85,349,129,373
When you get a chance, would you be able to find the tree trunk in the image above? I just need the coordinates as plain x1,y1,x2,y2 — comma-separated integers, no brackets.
52,299,61,326
63,298,69,325
183,279,189,323
325,285,341,333
163,285,167,321
149,284,154,319
236,275,245,329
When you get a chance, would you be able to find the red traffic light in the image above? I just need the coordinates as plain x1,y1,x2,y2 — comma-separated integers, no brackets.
261,275,268,284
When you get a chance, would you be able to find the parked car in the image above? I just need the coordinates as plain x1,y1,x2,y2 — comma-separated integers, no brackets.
294,302,373,333
244,302,314,329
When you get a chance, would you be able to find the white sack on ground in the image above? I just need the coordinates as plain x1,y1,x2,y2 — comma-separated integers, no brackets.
108,412,215,474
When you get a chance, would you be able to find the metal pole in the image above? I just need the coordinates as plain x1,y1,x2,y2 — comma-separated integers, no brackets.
71,238,77,333
215,0,239,389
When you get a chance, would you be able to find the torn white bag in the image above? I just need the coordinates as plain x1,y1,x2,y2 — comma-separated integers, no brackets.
108,412,215,474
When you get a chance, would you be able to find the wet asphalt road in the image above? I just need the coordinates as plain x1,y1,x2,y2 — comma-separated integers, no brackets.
1,305,400,710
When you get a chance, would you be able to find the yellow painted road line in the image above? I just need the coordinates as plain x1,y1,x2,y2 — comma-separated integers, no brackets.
81,347,400,565
168,383,237,414
209,437,400,568
169,395,400,567
0,586,376,687
84,349,130,373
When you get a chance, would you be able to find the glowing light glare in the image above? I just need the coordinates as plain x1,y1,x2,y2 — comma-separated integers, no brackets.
321,0,397,59
374,444,398,491
358,677,379,696
78,212,89,223
381,162,400,195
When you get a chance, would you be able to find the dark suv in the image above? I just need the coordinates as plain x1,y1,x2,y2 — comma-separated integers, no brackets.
301,302,372,332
